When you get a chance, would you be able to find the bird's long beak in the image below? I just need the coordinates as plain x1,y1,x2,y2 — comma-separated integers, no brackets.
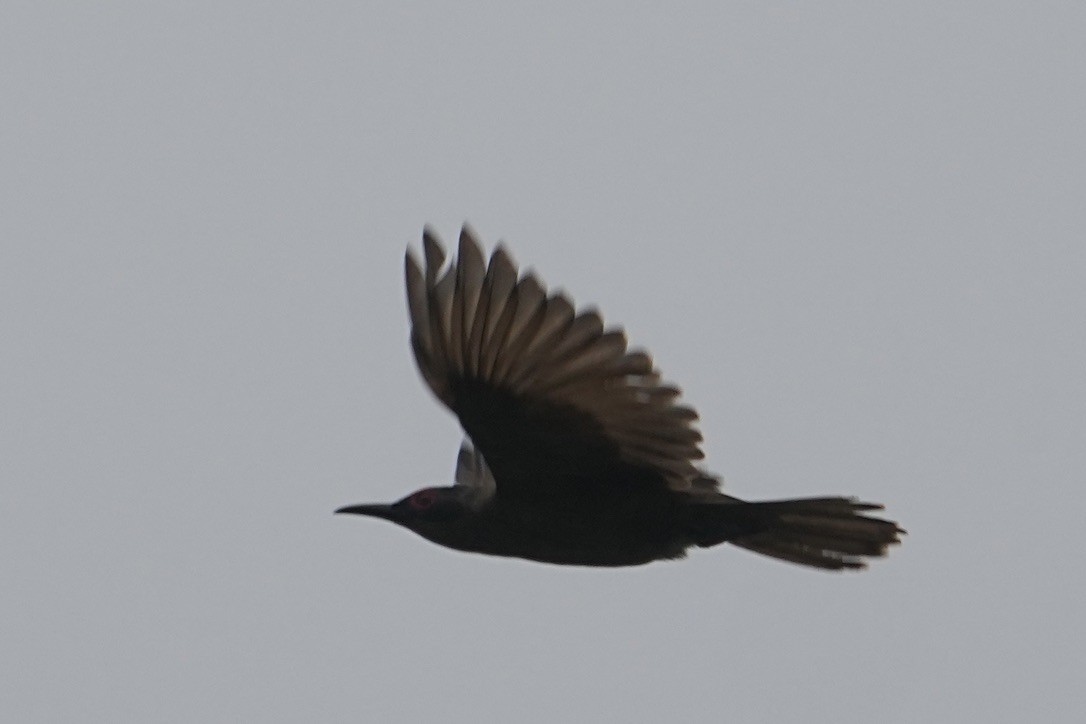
335,503,396,520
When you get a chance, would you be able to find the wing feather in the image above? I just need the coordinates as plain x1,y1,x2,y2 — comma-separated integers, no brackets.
405,226,712,493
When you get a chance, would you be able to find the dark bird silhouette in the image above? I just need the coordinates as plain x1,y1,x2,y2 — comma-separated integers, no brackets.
337,226,904,570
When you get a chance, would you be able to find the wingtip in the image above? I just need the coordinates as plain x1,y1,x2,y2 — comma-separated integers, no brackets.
422,224,441,246
421,227,447,283
460,222,481,247
457,223,486,272
405,245,423,276
488,242,518,278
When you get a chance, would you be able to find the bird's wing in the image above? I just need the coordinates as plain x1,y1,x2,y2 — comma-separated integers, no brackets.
405,225,714,498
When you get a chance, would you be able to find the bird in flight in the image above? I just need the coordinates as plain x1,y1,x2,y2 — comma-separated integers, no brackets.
337,226,903,570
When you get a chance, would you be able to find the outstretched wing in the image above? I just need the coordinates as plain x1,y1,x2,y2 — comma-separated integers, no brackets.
405,225,713,501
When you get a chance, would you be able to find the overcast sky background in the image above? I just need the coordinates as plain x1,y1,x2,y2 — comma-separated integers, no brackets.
3,3,1084,722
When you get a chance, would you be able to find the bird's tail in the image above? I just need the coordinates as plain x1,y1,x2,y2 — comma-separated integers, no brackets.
685,496,905,570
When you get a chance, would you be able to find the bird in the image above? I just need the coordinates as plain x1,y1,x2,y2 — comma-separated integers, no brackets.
336,225,904,570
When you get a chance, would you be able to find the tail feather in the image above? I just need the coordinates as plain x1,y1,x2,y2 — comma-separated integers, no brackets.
687,496,905,571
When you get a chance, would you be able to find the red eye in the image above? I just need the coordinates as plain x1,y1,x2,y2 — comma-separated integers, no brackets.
410,490,437,510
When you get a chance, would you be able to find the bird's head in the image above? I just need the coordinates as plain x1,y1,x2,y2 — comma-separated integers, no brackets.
335,487,469,532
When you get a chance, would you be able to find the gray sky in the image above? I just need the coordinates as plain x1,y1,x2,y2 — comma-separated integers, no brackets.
3,3,1084,722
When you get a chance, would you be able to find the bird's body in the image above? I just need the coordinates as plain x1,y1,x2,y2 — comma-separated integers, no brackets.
402,490,687,567
338,226,904,570
405,456,692,566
